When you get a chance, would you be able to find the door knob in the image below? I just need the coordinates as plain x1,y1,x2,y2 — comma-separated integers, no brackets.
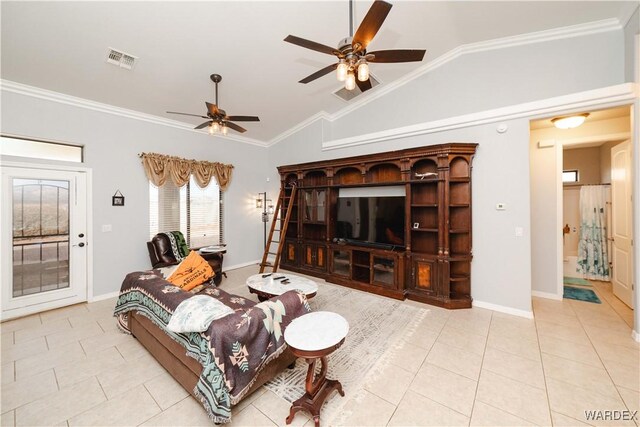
78,242,85,247
78,233,85,238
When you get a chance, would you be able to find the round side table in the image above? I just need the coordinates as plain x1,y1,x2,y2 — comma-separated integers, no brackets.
284,311,349,427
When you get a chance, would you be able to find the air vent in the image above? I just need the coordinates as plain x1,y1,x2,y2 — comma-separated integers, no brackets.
106,48,137,70
333,74,381,102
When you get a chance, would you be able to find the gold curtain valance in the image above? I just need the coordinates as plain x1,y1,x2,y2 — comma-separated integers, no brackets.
139,152,234,191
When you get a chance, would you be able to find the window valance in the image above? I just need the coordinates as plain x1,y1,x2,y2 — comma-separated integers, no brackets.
139,152,234,191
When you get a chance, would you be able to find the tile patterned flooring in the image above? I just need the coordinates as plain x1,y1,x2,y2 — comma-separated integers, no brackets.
1,268,638,426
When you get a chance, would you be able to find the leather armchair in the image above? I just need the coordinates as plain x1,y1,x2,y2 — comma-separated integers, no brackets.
147,234,224,285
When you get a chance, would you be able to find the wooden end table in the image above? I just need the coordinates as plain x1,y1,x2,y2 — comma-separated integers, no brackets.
246,273,318,302
284,311,349,427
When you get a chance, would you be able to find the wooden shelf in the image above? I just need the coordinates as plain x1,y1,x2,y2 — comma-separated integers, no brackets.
409,179,441,184
278,142,476,309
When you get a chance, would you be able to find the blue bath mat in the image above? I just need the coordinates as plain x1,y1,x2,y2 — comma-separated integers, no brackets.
563,276,591,287
563,286,601,304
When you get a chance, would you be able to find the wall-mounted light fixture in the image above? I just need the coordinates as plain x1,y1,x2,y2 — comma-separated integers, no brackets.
551,113,590,129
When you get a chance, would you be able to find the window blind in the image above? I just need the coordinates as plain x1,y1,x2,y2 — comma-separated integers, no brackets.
149,176,222,248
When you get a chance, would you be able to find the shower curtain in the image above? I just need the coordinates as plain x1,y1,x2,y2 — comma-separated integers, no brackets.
577,185,610,281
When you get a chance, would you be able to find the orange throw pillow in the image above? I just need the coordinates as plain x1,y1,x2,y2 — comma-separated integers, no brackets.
167,251,215,291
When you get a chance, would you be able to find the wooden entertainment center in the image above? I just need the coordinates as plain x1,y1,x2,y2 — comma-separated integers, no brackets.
277,143,477,309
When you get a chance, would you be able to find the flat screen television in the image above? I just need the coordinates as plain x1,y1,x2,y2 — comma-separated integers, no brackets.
335,191,405,247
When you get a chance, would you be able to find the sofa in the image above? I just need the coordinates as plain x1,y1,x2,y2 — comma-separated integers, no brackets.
114,270,310,423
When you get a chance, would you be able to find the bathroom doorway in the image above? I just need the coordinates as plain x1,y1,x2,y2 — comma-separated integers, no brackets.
530,105,634,324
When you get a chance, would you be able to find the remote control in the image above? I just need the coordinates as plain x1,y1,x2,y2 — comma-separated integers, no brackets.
273,276,285,280
261,273,272,278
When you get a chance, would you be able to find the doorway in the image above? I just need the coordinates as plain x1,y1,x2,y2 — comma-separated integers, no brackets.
1,164,89,320
530,105,634,321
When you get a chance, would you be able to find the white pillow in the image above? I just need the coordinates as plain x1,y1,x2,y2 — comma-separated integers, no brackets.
167,295,235,333
157,264,179,279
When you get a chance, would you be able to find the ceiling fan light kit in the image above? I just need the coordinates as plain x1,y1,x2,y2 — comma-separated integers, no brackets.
285,0,426,92
166,73,260,136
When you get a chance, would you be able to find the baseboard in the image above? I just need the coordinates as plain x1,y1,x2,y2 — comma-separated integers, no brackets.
632,330,640,343
224,260,261,271
472,300,534,319
89,291,120,303
531,290,563,300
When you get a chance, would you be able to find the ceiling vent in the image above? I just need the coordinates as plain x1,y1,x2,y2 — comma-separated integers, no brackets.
333,74,381,102
106,48,137,70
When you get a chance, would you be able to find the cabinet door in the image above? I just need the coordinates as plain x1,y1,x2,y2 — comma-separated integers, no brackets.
372,256,396,288
302,244,315,269
316,190,326,223
302,189,327,223
331,249,350,277
283,240,298,266
302,244,327,271
411,257,438,296
303,191,313,222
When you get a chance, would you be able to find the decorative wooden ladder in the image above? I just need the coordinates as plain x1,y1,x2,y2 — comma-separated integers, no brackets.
259,184,297,273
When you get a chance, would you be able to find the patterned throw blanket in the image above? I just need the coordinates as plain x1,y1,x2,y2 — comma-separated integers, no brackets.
113,271,311,423
160,231,189,261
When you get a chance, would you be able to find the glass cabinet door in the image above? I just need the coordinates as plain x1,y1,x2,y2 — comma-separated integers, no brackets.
316,190,326,222
303,191,313,222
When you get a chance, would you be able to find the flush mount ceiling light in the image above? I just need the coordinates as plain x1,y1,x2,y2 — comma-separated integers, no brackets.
551,113,590,129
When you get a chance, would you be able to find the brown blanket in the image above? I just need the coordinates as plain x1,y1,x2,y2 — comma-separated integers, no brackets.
113,271,311,423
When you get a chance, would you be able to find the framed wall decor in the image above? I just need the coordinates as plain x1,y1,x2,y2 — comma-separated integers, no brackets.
112,190,125,206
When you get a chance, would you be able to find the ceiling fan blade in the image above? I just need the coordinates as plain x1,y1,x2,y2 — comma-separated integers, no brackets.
205,102,219,116
299,63,338,84
356,77,373,92
226,115,260,122
352,0,392,52
284,35,340,56
194,121,213,130
167,111,209,119
368,49,426,63
224,121,247,133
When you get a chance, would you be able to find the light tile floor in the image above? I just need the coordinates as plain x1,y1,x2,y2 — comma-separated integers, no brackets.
1,268,638,426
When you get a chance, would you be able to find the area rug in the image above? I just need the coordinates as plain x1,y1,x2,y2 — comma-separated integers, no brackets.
563,285,601,304
265,283,429,423
563,276,591,287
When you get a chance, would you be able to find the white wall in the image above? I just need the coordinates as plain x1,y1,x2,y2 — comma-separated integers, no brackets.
624,7,640,83
330,31,624,141
270,118,534,312
266,28,628,314
1,91,270,297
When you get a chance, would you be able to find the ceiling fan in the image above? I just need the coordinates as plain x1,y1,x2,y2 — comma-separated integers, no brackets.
167,74,259,135
284,0,426,92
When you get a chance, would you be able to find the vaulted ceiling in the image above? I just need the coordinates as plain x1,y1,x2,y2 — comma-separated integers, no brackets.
1,1,637,142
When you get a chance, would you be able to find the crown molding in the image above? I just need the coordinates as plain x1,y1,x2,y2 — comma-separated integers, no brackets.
0,80,269,148
266,18,622,146
327,18,622,124
266,111,332,146
1,18,623,149
322,83,638,150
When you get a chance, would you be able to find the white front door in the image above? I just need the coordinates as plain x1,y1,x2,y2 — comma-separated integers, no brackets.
1,166,88,320
611,140,634,308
